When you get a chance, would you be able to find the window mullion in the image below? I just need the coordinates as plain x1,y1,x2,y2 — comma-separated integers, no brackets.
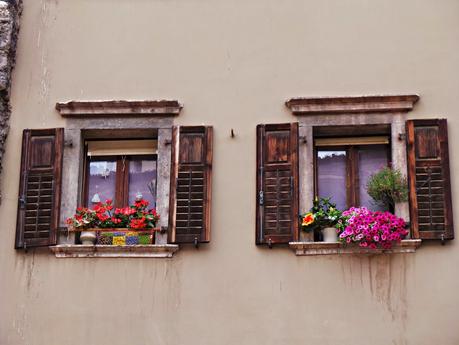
115,157,125,208
123,157,130,207
353,146,361,207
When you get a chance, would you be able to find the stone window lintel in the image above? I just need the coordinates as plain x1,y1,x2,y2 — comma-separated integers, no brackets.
285,94,419,116
56,100,183,117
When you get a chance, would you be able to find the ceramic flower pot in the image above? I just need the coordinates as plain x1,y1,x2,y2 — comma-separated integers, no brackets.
321,227,338,242
80,230,97,245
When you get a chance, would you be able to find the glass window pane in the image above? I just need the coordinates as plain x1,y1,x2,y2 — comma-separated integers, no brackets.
358,145,389,211
317,150,347,211
128,157,157,208
87,160,117,206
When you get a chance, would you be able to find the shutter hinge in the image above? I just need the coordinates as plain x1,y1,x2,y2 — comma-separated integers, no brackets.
19,195,25,209
258,190,264,206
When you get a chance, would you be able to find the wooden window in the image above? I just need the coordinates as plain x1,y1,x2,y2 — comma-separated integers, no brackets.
256,123,299,245
314,140,391,211
169,126,213,244
83,140,158,208
15,128,64,249
406,119,454,240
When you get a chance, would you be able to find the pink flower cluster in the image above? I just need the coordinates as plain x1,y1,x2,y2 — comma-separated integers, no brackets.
337,207,408,249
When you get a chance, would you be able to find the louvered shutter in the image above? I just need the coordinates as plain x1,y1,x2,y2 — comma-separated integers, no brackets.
406,119,454,240
256,123,299,245
15,128,64,249
169,126,213,244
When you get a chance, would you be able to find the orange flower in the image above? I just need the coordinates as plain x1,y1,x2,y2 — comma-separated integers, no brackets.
302,213,314,226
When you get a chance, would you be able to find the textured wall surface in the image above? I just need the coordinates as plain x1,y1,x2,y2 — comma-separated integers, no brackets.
1,1,459,345
0,0,20,202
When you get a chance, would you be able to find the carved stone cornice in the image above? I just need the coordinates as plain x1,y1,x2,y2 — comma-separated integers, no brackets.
56,100,183,117
285,95,419,115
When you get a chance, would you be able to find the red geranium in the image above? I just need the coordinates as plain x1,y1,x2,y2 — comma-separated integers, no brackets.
67,199,160,230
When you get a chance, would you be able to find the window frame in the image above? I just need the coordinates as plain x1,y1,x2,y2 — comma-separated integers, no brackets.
82,151,158,209
313,142,392,210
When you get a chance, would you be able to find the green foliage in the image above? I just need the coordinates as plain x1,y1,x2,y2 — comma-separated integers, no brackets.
300,197,342,232
366,167,408,209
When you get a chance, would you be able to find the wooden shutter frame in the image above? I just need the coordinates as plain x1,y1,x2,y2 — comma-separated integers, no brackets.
256,123,299,245
406,119,454,240
169,126,213,244
15,128,64,249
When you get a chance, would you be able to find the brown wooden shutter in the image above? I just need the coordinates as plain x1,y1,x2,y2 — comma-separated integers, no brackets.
406,119,454,240
169,126,213,244
15,128,64,249
256,123,299,245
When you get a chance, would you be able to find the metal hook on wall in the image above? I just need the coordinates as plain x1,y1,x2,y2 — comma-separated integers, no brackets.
230,129,235,138
194,236,199,249
268,238,273,249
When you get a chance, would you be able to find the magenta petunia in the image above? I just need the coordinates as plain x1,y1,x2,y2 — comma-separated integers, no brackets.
336,207,407,249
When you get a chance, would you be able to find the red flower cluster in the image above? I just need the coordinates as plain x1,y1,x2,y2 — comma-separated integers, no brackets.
66,199,160,230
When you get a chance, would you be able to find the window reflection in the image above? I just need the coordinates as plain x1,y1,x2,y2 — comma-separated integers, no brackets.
128,157,157,207
87,160,117,205
317,150,347,210
358,145,389,211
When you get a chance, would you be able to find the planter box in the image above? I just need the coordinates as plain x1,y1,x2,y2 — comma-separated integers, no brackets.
85,228,156,245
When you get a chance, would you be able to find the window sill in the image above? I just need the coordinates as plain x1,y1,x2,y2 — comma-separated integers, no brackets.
289,239,421,256
49,244,179,258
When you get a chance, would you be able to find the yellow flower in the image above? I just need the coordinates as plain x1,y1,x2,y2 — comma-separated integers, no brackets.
302,213,314,226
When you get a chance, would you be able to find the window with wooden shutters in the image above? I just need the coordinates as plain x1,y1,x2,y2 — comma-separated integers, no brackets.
15,128,64,249
256,123,299,245
406,119,454,240
169,126,213,244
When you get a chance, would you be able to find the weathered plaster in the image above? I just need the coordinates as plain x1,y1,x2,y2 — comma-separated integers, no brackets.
2,1,459,344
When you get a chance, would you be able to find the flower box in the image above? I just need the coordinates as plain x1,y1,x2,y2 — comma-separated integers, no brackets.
73,228,158,245
66,198,161,246
93,229,156,245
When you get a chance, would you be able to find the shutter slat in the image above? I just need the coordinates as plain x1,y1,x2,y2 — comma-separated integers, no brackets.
406,119,454,240
256,123,299,245
169,126,213,244
15,128,64,249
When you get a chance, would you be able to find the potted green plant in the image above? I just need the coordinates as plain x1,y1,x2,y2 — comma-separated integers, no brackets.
300,197,342,242
366,167,408,211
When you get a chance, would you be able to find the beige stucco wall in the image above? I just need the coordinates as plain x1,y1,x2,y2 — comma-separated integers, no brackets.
1,0,459,344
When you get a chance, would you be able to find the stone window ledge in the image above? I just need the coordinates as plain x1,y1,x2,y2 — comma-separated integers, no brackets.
289,239,421,256
49,244,179,258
